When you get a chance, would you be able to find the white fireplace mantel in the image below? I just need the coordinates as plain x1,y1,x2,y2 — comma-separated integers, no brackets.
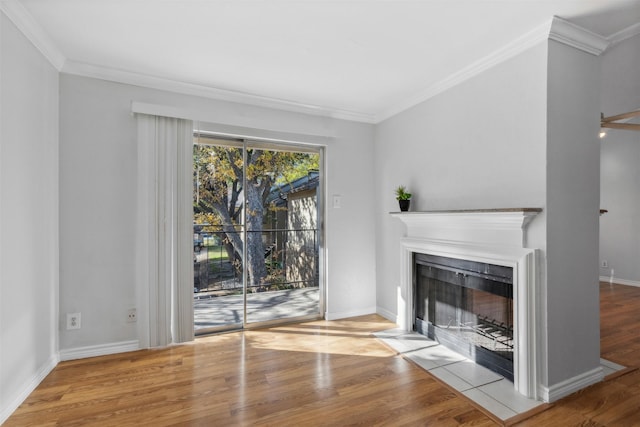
390,208,542,248
391,208,542,400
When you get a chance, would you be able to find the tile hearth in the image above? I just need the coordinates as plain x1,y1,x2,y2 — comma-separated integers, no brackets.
374,329,625,421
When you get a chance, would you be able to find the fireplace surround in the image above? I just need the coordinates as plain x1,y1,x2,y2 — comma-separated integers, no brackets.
391,208,541,399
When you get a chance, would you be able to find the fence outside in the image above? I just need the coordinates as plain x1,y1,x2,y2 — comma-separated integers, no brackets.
194,227,318,295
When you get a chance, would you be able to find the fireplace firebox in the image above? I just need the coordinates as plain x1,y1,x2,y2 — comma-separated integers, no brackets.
414,253,514,381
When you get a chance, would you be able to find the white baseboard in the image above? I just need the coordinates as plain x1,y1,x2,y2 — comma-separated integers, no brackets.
0,353,59,425
325,306,376,321
375,306,397,324
538,366,603,402
59,340,140,361
600,276,640,287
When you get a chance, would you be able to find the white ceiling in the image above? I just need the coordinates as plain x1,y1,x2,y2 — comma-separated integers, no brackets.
10,0,640,122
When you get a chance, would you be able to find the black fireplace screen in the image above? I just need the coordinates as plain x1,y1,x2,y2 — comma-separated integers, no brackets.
414,253,514,380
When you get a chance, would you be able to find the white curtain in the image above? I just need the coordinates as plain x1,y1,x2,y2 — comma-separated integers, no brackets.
137,114,193,347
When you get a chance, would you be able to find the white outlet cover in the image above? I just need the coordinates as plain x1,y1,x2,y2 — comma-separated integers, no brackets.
66,312,81,330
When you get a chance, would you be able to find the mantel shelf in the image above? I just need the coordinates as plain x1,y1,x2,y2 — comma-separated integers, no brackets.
389,208,608,216
389,208,542,248
389,208,542,215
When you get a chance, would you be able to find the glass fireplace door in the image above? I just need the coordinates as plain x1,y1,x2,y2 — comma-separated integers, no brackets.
415,253,514,380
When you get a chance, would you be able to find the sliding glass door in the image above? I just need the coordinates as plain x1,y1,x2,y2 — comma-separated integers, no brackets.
193,134,323,334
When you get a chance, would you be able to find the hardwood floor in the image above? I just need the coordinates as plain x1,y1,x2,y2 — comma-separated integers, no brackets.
600,282,640,368
5,282,640,426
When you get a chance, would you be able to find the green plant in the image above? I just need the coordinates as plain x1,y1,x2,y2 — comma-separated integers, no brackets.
395,185,412,201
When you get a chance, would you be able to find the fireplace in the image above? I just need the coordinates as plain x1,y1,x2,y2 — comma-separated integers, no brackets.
391,209,541,398
414,253,514,381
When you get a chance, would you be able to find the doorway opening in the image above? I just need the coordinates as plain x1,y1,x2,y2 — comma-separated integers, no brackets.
192,132,324,334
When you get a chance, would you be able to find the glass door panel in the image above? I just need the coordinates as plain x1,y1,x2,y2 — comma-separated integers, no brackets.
244,145,321,325
193,140,245,333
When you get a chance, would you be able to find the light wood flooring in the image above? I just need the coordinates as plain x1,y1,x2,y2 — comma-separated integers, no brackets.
5,282,640,426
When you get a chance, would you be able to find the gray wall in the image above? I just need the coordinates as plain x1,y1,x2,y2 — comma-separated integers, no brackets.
0,12,59,422
600,34,640,285
58,74,377,352
545,39,602,386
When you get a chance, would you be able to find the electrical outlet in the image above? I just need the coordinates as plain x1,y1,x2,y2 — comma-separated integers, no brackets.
602,260,608,268
66,312,81,330
127,308,137,323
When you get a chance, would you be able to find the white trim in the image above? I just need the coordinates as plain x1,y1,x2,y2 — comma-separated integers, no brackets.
59,340,140,361
132,102,334,145
64,60,375,123
397,238,539,399
607,22,640,47
377,19,552,122
378,16,608,122
0,0,371,122
1,3,616,124
376,306,397,323
538,366,603,402
0,0,65,70
600,276,640,287
390,210,539,248
61,15,611,126
325,307,376,321
391,210,541,399
548,16,609,56
0,354,59,424
600,358,625,372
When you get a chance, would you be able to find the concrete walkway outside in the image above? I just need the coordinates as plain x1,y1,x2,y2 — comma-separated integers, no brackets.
194,287,320,331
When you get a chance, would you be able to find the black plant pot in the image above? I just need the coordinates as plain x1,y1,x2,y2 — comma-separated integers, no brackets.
399,199,410,212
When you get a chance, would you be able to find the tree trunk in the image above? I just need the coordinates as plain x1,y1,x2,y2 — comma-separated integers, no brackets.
245,182,268,289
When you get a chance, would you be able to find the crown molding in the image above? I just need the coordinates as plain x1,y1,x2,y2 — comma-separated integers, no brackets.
378,16,610,122
1,0,375,123
548,16,609,55
1,3,620,125
0,0,65,70
376,19,552,122
61,60,377,124
607,22,640,47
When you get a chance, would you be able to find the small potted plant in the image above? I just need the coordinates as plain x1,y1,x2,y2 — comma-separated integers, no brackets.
395,185,412,212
